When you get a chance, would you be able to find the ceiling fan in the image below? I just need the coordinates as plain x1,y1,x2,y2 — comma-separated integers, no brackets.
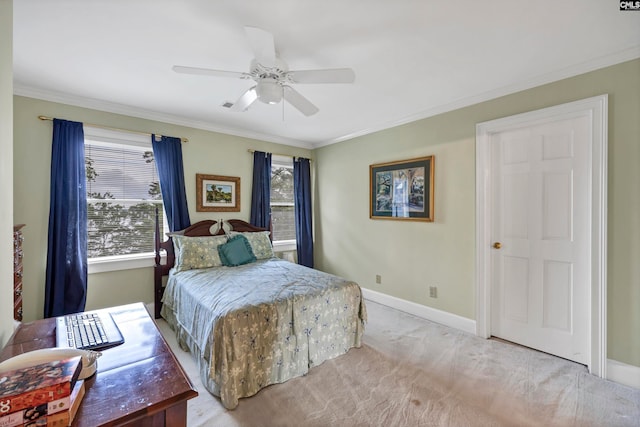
172,26,355,116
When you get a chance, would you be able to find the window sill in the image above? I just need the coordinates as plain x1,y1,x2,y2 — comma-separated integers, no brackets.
272,240,296,253
87,242,291,274
88,252,165,274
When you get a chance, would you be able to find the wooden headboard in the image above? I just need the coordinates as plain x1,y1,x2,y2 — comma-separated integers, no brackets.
153,218,269,318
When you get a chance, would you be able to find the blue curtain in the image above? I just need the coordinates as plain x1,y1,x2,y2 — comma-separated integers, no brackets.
44,119,88,318
294,157,314,268
250,151,272,229
152,135,191,232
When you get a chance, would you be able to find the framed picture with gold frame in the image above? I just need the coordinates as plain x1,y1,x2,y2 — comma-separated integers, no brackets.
196,174,240,212
370,156,434,221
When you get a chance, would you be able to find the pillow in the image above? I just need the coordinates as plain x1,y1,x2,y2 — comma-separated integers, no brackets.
229,231,274,260
172,235,228,272
168,230,186,255
218,234,257,267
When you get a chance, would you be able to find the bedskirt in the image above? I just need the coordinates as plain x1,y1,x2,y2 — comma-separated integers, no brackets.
161,258,367,409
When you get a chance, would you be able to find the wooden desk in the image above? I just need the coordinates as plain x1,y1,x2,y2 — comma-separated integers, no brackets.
0,303,198,427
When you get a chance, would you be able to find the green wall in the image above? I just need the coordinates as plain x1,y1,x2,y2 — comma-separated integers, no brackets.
0,0,14,348
314,59,640,367
11,59,640,367
12,96,311,321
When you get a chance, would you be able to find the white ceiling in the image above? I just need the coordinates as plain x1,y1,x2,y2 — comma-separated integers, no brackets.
13,1,640,149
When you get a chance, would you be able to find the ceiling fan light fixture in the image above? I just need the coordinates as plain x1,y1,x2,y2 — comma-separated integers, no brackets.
173,26,355,115
256,79,282,104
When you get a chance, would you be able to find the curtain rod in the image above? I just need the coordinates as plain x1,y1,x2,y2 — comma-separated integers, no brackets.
247,149,312,162
38,115,188,143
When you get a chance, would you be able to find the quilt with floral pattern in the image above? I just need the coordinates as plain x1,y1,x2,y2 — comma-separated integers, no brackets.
161,257,367,409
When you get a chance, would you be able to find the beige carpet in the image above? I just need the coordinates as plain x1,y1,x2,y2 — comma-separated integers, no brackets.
156,300,640,427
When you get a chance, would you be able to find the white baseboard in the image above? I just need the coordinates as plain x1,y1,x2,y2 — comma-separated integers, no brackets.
607,359,640,389
362,288,640,390
361,288,476,334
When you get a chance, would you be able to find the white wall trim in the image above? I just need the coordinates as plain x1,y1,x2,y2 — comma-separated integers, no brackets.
361,288,476,335
315,46,639,148
15,46,639,150
607,359,640,389
14,84,312,149
475,94,608,378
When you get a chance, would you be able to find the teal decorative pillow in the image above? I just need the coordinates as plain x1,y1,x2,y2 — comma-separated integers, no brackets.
172,235,228,272
218,234,257,267
229,231,274,260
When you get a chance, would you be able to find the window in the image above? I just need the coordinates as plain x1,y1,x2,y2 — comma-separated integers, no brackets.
270,156,295,245
84,127,164,268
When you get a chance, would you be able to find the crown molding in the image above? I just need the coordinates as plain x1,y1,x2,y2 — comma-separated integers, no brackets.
312,46,640,149
13,84,314,150
14,46,639,151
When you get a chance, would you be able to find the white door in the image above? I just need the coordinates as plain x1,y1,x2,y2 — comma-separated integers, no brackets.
489,116,590,364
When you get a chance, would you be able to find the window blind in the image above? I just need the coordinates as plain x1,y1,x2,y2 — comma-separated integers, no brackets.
271,160,296,242
85,138,163,259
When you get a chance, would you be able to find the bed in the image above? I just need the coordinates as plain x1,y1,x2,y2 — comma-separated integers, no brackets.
154,219,367,409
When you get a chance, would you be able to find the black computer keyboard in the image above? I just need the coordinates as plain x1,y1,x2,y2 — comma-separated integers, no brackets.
64,312,108,350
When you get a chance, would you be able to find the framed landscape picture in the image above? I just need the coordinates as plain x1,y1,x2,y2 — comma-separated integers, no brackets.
196,174,240,212
370,155,434,221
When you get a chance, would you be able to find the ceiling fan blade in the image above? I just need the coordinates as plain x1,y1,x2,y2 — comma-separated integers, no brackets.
244,26,276,67
229,86,258,112
283,86,319,116
287,68,355,84
172,65,249,79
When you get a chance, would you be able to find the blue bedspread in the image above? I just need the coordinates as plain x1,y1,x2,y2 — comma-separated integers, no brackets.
161,257,367,409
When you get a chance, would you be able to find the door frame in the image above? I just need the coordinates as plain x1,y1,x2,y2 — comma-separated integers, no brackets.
475,95,608,377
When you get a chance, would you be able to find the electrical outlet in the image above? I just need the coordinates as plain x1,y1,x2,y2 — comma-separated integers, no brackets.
375,275,382,284
429,286,438,298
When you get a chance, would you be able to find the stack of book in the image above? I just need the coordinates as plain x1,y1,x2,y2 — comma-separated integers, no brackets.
0,356,85,427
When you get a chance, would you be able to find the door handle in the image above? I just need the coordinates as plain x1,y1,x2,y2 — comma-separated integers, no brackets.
493,242,502,249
